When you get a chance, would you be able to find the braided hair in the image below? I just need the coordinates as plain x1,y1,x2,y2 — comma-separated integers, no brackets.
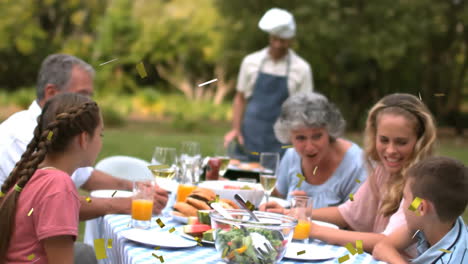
0,93,100,261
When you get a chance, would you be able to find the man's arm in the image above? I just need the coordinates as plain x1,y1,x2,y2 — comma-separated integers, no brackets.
372,225,413,264
42,235,75,264
224,92,246,147
80,169,132,192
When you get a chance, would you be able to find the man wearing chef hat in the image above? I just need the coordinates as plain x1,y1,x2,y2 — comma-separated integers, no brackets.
224,8,313,161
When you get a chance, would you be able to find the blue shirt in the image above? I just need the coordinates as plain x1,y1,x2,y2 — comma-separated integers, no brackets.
276,143,367,209
413,217,467,264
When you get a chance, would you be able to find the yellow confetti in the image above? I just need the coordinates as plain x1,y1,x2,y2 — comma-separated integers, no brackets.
408,197,422,213
297,250,306,255
434,93,445,97
28,208,34,216
251,152,259,155
313,166,318,175
136,62,148,78
356,240,363,254
47,131,53,141
355,179,361,183
169,227,176,233
281,145,293,149
338,254,350,263
154,246,161,250
148,164,170,170
86,197,92,203
93,238,107,260
438,249,452,253
296,173,305,188
152,253,165,263
27,253,35,260
156,218,165,228
246,200,255,211
194,237,203,246
345,242,358,255
111,190,117,197
349,193,354,201
107,239,112,249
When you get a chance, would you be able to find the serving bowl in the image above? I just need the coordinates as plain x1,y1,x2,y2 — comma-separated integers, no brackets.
198,180,264,208
210,209,297,264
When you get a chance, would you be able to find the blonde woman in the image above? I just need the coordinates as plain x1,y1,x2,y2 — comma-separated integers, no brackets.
263,93,436,254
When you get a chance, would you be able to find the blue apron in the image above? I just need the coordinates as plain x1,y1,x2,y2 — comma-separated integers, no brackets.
233,55,290,162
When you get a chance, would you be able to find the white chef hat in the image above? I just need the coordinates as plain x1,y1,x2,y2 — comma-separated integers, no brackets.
258,8,296,39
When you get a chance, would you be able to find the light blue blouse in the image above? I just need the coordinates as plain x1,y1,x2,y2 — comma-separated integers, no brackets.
276,143,367,209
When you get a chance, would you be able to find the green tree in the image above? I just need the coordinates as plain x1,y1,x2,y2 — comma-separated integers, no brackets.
216,0,468,130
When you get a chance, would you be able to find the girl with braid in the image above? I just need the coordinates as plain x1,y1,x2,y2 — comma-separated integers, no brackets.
0,93,103,264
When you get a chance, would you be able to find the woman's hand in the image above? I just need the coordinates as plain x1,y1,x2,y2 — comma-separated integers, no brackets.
259,201,286,214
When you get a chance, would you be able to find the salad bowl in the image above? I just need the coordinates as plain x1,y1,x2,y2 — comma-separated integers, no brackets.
210,209,297,264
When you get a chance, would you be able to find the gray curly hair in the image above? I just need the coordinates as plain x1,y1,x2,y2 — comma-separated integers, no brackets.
36,54,95,101
274,92,346,143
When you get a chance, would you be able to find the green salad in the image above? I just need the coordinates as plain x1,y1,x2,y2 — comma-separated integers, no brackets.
215,227,287,264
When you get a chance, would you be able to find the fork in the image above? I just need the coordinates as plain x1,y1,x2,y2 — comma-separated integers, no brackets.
254,242,275,264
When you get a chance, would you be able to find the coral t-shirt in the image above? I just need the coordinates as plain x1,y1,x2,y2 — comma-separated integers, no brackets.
6,169,80,264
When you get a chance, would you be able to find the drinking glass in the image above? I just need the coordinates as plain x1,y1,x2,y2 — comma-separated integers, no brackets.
289,196,313,243
150,147,178,191
259,152,279,206
131,180,155,229
213,139,230,177
179,141,201,183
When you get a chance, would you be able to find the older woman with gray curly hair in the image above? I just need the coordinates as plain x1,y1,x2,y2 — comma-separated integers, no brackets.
266,92,367,209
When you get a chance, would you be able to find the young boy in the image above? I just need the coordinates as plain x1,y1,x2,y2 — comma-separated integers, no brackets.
373,156,467,264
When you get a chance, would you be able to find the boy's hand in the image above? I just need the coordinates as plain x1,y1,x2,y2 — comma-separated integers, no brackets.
372,225,413,264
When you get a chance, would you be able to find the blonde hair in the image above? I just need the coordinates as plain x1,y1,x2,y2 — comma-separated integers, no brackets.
364,93,436,217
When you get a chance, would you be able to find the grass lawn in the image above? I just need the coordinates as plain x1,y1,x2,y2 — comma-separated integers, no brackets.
78,120,468,242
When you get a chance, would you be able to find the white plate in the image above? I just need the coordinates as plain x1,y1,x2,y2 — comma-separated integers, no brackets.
180,232,214,245
198,180,264,207
90,190,133,198
284,242,341,260
170,211,188,224
313,220,339,229
260,196,291,208
120,228,197,248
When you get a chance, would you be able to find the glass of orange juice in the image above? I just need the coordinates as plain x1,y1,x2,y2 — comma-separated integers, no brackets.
131,180,155,229
289,196,313,243
176,184,197,202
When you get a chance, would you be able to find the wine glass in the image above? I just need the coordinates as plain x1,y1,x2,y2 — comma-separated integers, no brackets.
150,147,177,190
179,141,201,183
214,138,230,178
259,152,279,206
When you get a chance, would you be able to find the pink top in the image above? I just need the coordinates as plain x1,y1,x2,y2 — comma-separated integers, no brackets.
338,165,406,235
6,169,80,264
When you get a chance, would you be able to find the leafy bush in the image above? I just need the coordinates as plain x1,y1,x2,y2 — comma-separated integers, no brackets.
9,88,35,109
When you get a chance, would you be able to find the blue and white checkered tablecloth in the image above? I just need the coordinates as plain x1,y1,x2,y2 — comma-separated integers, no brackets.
95,214,386,264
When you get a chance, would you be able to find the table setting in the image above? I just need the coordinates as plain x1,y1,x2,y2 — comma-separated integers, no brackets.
86,141,386,264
